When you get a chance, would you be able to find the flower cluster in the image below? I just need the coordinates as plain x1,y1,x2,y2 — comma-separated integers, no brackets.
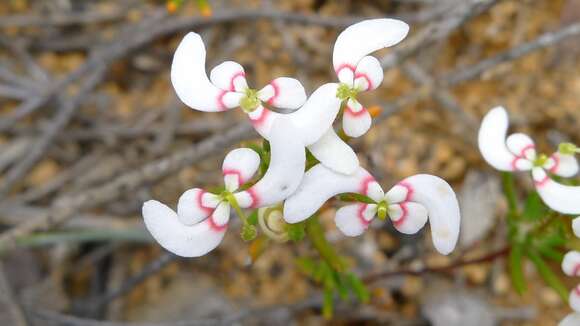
478,107,580,215
560,218,580,326
143,19,462,258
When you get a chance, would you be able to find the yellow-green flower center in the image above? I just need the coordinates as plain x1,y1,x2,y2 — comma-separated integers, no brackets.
533,153,549,167
240,88,260,113
376,200,388,220
336,83,359,101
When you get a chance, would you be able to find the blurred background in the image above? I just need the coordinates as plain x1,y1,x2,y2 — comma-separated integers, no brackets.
0,0,579,325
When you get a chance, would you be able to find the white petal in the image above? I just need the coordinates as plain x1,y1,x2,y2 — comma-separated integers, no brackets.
142,200,226,258
571,285,580,313
287,83,342,146
573,217,580,238
478,107,519,172
307,128,359,175
389,202,428,235
342,99,371,138
247,104,282,140
333,19,409,77
171,32,243,112
222,148,261,191
545,152,579,178
506,133,536,160
560,313,580,326
533,167,580,215
384,184,411,204
353,56,383,91
177,188,219,225
283,164,379,223
562,251,580,277
335,203,377,237
258,77,307,110
209,61,248,92
211,201,231,227
400,174,461,255
237,119,306,208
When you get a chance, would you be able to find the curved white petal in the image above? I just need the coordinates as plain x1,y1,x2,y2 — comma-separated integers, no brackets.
222,148,261,191
307,128,359,175
389,202,428,235
573,217,580,238
258,77,307,110
237,119,306,208
211,201,231,226
571,285,580,313
506,133,536,160
177,188,219,225
335,203,377,237
400,174,461,255
209,61,248,92
533,167,580,215
342,99,371,138
478,107,519,171
333,19,409,75
545,152,579,178
283,164,379,223
142,200,226,258
247,104,282,140
287,83,342,146
171,32,243,112
353,56,383,91
562,251,580,277
560,313,580,326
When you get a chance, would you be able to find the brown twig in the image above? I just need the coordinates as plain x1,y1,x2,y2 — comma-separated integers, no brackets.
362,246,510,283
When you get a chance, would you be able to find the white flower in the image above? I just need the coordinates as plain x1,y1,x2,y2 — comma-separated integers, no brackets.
283,164,461,255
142,148,260,257
478,107,580,215
560,313,580,326
308,19,410,175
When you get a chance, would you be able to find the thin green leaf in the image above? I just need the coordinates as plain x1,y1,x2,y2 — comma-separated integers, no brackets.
508,245,526,295
322,287,334,320
528,251,569,302
295,257,317,277
523,191,547,221
346,273,370,303
337,193,376,204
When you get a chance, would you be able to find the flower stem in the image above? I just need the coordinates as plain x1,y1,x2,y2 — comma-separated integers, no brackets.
225,192,247,224
501,172,519,218
305,215,345,272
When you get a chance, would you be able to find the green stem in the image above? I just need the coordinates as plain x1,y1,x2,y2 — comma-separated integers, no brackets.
501,172,519,218
225,192,247,224
305,215,345,272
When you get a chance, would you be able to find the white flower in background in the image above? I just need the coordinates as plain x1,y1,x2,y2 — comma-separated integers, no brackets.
283,164,461,255
309,19,410,175
142,148,260,257
478,107,580,215
560,245,580,324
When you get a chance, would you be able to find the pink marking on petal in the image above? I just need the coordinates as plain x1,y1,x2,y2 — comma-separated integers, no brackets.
575,285,580,296
216,89,228,111
534,174,550,188
549,154,560,174
250,107,270,126
207,214,228,232
354,72,373,91
357,204,371,228
335,63,356,76
247,188,261,209
344,104,367,117
223,168,244,185
511,157,523,171
196,190,214,214
267,80,280,106
229,71,245,92
359,175,376,196
397,181,414,202
573,263,580,277
393,203,408,227
520,144,535,158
